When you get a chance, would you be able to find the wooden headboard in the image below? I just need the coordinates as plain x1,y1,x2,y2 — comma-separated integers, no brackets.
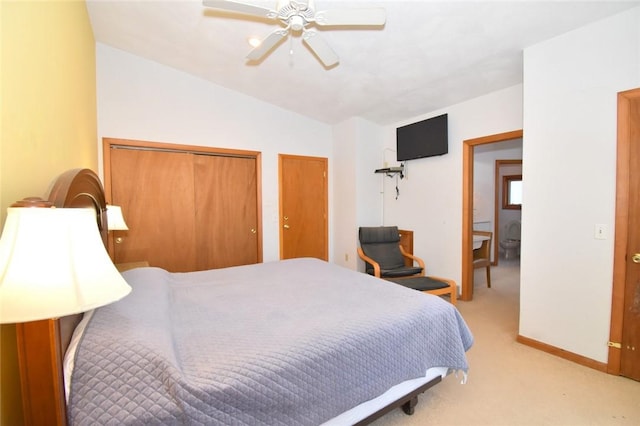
15,169,109,426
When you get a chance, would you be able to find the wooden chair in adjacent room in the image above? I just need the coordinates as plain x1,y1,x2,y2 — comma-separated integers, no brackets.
472,230,493,288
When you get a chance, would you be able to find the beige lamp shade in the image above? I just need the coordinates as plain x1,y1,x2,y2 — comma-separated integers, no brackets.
106,205,129,231
0,207,132,324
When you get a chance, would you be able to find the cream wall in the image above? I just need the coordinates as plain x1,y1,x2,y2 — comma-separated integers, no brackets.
332,117,384,271
1,0,98,219
521,6,640,363
95,44,333,263
0,1,98,424
332,120,361,270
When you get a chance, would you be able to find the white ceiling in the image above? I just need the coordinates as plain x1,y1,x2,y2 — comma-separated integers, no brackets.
86,0,639,125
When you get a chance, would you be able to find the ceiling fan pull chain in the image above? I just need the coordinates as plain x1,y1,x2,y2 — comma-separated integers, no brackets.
289,31,294,56
289,34,296,68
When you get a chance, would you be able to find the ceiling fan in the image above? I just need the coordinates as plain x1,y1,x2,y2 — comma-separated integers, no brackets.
202,0,386,67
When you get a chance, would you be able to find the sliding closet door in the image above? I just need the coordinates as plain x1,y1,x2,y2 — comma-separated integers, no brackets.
110,148,197,272
194,154,259,270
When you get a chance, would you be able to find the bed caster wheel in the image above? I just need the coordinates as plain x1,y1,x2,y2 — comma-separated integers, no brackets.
401,397,418,415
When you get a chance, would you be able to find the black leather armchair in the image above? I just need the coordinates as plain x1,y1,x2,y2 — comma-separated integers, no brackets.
357,226,457,304
357,226,424,278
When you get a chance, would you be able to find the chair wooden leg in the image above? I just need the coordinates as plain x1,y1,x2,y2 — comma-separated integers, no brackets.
449,286,457,305
486,266,491,288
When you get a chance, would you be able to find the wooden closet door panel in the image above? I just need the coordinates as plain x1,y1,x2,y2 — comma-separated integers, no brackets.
110,148,197,272
194,155,258,270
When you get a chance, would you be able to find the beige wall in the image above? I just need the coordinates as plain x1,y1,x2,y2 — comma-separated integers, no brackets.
0,1,97,424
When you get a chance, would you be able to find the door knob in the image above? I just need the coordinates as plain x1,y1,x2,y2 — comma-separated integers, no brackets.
283,224,290,229
115,237,124,244
632,253,640,264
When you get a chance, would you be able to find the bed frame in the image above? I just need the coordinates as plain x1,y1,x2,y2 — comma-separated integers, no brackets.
15,168,440,425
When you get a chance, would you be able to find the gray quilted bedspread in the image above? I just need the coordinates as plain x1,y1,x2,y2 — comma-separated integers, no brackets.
69,258,472,425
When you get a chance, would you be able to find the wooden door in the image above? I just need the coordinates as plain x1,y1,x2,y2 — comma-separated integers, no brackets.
620,91,640,380
110,148,197,272
279,154,328,260
194,154,259,270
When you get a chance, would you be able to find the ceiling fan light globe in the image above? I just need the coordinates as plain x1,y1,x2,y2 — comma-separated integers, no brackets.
289,15,305,31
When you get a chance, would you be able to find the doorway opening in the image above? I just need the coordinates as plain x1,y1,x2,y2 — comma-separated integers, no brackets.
461,130,523,301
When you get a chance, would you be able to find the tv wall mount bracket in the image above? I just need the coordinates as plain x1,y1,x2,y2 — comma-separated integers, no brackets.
374,165,404,198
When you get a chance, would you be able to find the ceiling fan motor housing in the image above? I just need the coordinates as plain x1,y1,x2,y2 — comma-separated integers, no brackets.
288,15,307,31
277,0,315,31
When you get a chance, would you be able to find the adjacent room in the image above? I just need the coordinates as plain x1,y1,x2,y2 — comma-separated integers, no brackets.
2,1,640,425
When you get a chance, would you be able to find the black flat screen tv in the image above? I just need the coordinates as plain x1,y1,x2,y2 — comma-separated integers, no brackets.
396,113,448,161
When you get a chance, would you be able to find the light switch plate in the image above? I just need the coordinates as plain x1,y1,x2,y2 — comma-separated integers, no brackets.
594,224,607,240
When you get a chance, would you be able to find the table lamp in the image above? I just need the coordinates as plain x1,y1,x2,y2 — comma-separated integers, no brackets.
0,205,132,323
106,205,129,231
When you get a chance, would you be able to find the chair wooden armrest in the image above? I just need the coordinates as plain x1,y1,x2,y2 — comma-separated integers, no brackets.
399,245,425,276
357,247,382,277
357,245,426,278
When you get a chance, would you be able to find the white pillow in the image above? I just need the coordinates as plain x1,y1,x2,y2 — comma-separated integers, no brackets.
63,310,95,402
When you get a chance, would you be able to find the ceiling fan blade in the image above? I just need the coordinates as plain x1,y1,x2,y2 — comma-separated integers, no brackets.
202,0,276,19
302,30,339,67
314,8,386,26
246,29,288,61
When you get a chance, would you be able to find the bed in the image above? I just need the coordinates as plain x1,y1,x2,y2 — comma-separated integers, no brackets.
16,168,473,425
